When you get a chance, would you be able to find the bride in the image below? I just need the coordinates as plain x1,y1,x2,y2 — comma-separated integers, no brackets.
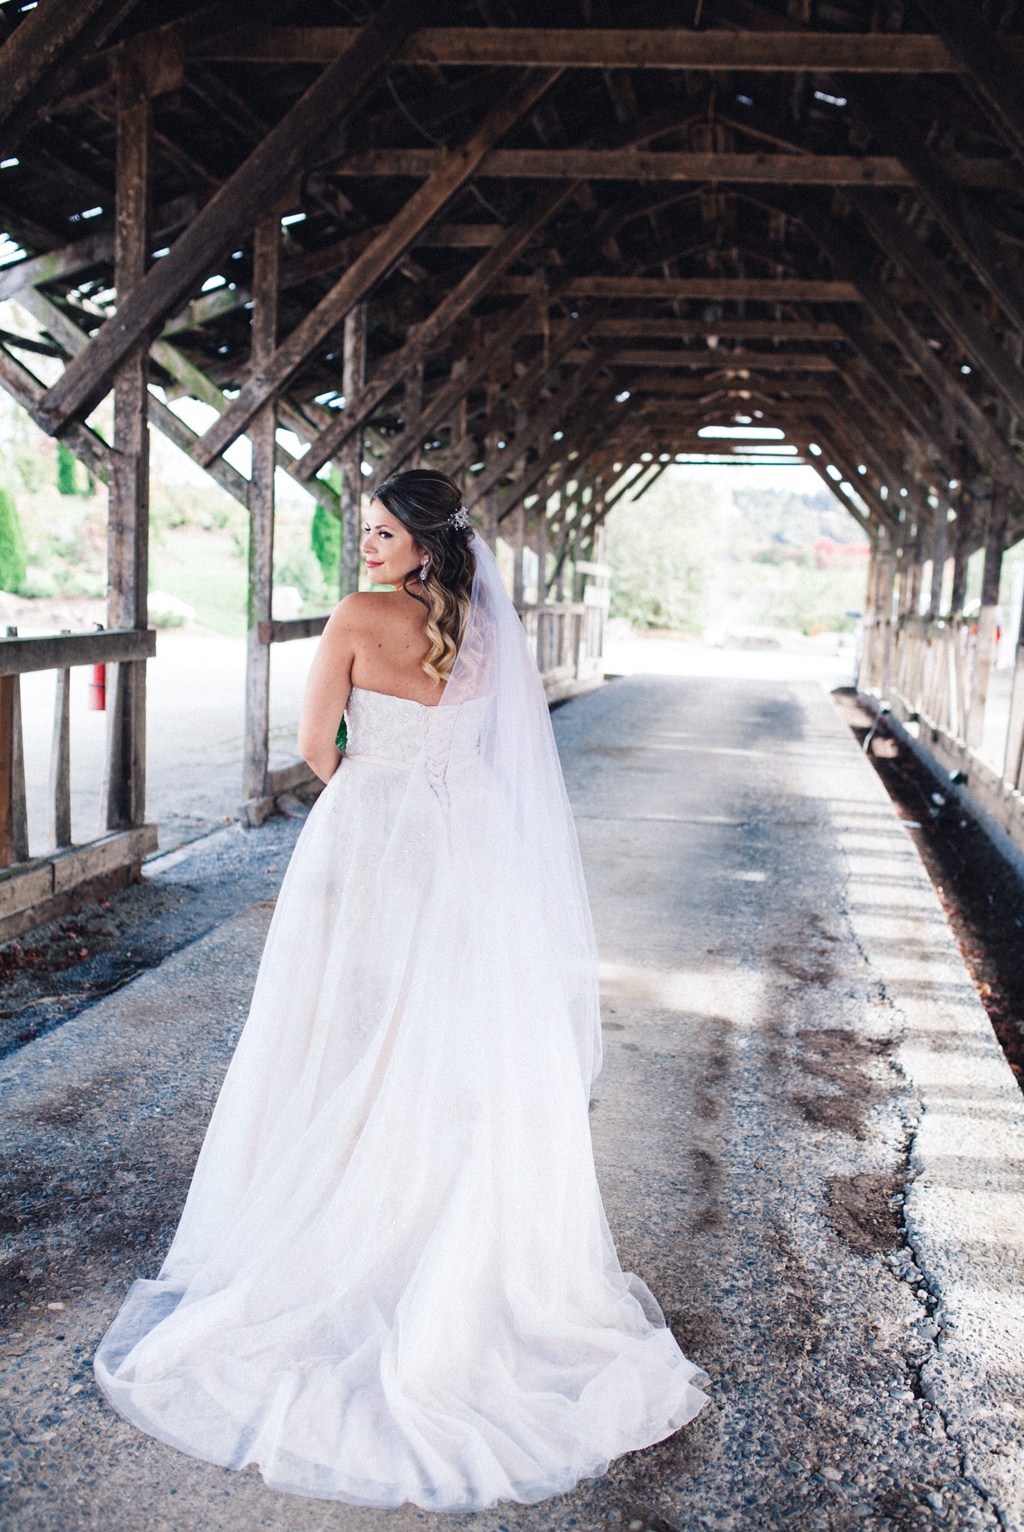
94,468,708,1509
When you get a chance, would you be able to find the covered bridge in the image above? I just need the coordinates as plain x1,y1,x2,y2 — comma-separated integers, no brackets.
1,0,1024,927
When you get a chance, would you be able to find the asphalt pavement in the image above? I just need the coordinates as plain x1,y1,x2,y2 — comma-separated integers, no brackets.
0,672,1021,1532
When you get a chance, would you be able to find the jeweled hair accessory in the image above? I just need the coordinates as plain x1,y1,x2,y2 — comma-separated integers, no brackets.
447,506,471,531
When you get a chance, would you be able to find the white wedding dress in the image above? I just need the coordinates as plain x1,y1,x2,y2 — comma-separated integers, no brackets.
94,538,708,1509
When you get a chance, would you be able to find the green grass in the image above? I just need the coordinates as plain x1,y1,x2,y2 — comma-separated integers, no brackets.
150,527,249,637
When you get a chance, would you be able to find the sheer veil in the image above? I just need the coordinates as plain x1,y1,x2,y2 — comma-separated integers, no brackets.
400,528,603,1088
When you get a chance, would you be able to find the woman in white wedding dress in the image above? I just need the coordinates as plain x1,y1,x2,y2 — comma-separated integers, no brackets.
94,469,708,1509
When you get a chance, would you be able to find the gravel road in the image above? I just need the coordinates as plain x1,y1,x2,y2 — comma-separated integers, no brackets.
0,673,1021,1532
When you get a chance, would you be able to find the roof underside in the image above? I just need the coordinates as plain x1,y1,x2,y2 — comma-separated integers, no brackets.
2,0,1024,547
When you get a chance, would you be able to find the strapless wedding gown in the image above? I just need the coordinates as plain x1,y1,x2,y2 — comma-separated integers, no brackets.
94,686,708,1509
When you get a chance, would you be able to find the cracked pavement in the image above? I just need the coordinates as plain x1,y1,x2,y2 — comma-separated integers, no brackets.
0,672,1021,1531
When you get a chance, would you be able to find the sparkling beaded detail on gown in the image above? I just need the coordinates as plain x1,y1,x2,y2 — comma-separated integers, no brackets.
94,569,709,1510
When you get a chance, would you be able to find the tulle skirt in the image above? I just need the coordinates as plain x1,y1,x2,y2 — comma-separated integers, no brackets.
94,752,708,1509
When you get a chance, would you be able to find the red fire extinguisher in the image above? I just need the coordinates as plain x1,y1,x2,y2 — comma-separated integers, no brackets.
88,623,105,710
88,665,105,710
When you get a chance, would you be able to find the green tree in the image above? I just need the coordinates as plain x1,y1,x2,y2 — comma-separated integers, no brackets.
311,503,341,583
605,474,719,631
57,441,78,495
0,487,27,593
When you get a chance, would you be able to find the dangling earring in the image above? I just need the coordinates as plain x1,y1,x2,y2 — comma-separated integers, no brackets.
419,556,430,584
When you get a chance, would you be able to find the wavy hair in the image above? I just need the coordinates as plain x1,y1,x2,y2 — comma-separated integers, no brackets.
371,468,476,683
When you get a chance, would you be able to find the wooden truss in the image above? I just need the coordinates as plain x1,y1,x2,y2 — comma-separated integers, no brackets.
0,0,1022,881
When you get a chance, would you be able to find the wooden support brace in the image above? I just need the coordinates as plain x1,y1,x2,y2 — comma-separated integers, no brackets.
194,68,561,468
49,631,71,849
966,485,1008,751
296,179,578,480
242,215,280,805
102,62,150,833
37,0,426,432
340,302,367,598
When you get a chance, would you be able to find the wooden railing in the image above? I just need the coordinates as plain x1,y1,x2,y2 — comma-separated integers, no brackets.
0,627,158,941
859,610,1024,852
518,558,609,703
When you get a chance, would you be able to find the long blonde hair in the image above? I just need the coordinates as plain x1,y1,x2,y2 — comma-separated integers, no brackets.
372,469,476,683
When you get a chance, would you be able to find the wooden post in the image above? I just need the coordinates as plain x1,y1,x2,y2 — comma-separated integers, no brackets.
966,485,1008,752
49,629,71,848
949,496,973,616
1003,580,1024,791
243,215,280,805
405,360,424,469
928,510,947,617
513,504,526,607
102,53,150,832
0,627,29,866
339,301,366,597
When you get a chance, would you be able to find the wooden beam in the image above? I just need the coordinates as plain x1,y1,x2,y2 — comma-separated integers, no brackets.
37,0,426,433
853,88,1024,337
550,317,846,342
0,194,196,304
0,627,155,677
594,349,839,371
295,179,579,481
444,315,599,480
464,354,607,508
849,190,1024,423
0,345,110,485
192,27,973,73
194,68,561,467
0,0,139,156
495,276,859,302
102,55,149,833
339,302,366,597
334,147,1009,188
242,215,279,804
817,223,1024,493
916,0,1024,167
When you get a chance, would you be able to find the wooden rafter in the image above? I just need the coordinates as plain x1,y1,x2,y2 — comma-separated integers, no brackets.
37,0,428,433
193,67,562,467
190,27,987,73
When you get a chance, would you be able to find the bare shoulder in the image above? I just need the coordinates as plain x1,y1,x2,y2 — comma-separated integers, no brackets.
323,590,395,641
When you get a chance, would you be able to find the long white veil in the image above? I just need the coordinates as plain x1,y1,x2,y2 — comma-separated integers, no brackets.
388,529,603,1088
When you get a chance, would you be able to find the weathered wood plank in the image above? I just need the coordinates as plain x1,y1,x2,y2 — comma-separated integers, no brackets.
849,189,1024,421
102,63,150,834
242,214,279,804
555,317,847,341
0,346,110,485
193,69,562,467
497,275,859,301
585,348,839,370
817,219,1024,494
296,181,579,480
0,0,139,155
916,0,1024,166
193,26,966,73
336,148,919,186
36,0,426,432
339,301,367,598
51,824,158,893
256,616,331,645
0,628,156,677
49,646,72,850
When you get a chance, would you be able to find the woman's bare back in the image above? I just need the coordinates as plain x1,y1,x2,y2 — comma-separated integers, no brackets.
346,590,444,707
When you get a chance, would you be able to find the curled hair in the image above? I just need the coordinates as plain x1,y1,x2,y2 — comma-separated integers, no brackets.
371,468,476,683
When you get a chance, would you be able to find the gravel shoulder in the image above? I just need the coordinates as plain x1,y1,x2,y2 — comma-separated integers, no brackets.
0,674,1021,1532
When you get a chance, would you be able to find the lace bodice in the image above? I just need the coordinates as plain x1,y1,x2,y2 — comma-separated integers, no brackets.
344,685,489,775
345,686,432,766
